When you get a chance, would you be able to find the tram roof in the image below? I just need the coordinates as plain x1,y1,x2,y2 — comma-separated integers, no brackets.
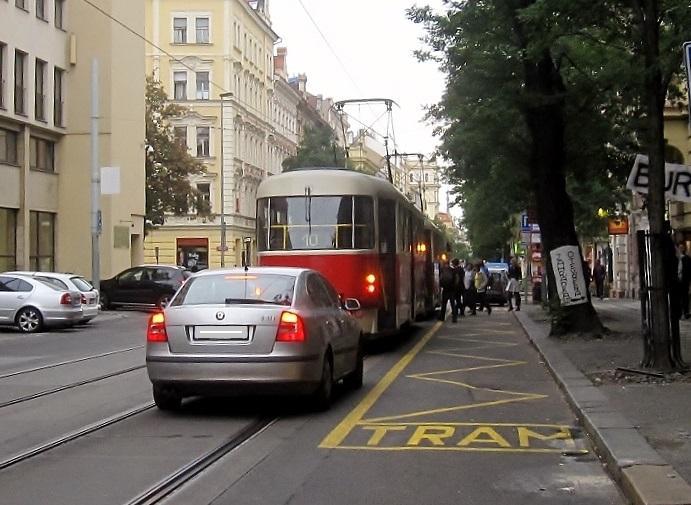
257,167,407,202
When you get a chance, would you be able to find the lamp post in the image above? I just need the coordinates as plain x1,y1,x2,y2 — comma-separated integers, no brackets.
219,92,232,267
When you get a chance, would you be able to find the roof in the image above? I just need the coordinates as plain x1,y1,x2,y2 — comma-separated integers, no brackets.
192,267,312,278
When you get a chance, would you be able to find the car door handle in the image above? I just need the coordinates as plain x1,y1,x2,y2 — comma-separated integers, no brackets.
17,296,25,300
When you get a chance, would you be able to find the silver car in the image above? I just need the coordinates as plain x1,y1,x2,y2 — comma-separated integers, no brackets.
146,267,363,411
5,272,100,323
0,274,83,333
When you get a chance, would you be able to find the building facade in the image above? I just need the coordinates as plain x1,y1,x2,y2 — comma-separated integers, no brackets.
144,0,296,269
0,0,146,278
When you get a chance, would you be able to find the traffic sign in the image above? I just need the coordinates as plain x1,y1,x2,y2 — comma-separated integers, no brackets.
216,245,229,252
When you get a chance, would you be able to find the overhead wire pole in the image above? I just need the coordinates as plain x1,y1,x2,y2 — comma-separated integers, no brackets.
90,59,101,292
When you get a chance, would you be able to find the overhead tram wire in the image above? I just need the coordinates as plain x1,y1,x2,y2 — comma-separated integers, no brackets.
78,0,293,132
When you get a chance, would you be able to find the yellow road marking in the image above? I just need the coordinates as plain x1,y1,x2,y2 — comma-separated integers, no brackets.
319,321,443,449
325,446,587,454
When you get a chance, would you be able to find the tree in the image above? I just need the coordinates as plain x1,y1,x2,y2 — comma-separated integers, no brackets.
145,76,209,226
282,125,347,170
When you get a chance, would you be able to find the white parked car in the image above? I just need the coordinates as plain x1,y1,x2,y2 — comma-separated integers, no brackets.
0,274,83,333
4,272,100,323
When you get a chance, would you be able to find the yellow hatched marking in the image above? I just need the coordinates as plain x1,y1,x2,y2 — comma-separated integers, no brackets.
319,322,443,449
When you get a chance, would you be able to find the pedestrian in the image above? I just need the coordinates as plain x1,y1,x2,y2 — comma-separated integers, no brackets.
438,259,457,322
474,263,491,315
451,258,465,318
677,241,691,319
464,263,476,315
593,259,606,300
583,259,592,302
507,258,522,311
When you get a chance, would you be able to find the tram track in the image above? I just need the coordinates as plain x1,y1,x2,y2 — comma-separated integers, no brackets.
125,417,276,505
0,345,145,380
0,402,155,471
0,364,146,409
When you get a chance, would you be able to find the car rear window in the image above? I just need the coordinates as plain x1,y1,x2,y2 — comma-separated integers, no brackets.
37,277,69,290
70,277,93,291
171,274,296,306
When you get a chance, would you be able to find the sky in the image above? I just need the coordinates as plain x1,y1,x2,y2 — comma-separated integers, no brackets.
269,0,456,214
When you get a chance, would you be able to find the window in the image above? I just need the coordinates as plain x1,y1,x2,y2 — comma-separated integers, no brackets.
0,208,16,271
30,137,55,171
260,196,375,251
173,126,187,147
54,68,63,126
172,273,295,306
173,17,187,43
425,173,429,182
36,0,46,20
195,17,209,43
0,44,5,110
196,72,209,100
15,0,26,10
29,211,54,271
196,127,209,157
197,183,210,205
35,60,45,120
55,0,64,28
0,128,18,164
173,71,187,100
14,50,26,115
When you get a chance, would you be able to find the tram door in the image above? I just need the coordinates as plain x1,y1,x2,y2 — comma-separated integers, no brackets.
378,199,397,332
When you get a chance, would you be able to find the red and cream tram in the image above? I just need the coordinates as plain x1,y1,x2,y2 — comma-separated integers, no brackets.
256,167,448,338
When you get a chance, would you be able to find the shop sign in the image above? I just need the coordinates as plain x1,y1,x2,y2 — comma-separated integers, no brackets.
627,154,691,202
607,217,629,235
550,245,588,306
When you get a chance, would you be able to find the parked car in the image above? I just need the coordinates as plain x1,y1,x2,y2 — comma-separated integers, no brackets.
100,265,190,310
486,263,509,305
0,274,83,333
146,267,364,411
5,272,100,323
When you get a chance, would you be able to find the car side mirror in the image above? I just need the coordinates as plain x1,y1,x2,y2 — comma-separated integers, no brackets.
343,298,361,311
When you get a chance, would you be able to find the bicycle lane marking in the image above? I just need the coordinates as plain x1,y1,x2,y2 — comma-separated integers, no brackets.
320,320,587,454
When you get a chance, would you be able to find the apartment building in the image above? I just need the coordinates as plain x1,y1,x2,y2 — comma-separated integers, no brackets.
144,0,293,269
0,0,146,277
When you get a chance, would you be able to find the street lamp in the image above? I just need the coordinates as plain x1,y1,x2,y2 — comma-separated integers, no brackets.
219,92,232,267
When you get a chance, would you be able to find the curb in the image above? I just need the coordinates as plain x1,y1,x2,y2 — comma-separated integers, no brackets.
514,309,691,505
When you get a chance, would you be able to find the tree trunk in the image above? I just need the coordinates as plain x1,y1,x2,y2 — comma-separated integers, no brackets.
636,0,681,370
521,48,605,336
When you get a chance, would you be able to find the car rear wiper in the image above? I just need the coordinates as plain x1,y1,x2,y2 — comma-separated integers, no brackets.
224,298,281,305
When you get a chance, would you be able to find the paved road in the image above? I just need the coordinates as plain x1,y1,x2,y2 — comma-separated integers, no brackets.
173,311,626,505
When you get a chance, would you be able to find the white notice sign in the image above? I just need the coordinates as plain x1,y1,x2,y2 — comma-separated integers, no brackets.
550,245,588,307
626,154,691,203
101,166,121,195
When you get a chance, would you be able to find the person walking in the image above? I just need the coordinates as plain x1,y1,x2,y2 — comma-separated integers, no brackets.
677,241,691,319
507,258,522,311
438,259,457,322
593,259,606,300
451,258,465,318
464,263,476,315
474,263,491,315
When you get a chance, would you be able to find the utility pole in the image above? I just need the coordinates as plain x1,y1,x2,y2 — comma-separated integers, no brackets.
90,59,101,292
219,92,232,267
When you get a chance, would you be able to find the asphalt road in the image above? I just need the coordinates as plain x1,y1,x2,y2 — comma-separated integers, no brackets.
0,309,625,504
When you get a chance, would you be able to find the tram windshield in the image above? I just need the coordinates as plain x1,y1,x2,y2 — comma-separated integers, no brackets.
257,196,374,251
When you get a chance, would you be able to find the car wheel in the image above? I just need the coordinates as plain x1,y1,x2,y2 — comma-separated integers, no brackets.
153,384,182,411
313,354,333,411
16,307,43,333
343,342,364,390
100,293,111,311
157,295,172,309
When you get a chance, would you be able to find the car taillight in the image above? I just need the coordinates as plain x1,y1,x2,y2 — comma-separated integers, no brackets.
365,273,377,295
60,293,72,305
276,311,306,342
147,312,168,342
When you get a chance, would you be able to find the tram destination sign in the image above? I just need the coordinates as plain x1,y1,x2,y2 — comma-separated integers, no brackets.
627,154,691,203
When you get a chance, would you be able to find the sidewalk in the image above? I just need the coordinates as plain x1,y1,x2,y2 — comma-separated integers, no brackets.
514,298,691,505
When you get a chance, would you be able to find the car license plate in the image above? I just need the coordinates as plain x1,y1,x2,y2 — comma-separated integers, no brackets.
192,326,250,342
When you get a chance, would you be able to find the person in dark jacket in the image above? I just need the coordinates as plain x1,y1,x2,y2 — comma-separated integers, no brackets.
438,260,457,322
593,259,606,300
451,258,465,318
677,241,691,319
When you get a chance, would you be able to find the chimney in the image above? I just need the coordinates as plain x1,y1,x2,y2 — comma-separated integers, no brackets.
297,73,307,93
274,47,287,79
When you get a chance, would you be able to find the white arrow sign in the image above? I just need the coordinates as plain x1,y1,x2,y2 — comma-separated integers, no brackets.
627,154,691,203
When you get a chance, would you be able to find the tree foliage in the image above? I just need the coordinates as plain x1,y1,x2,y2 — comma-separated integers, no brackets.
145,76,209,226
410,0,691,336
282,125,347,170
